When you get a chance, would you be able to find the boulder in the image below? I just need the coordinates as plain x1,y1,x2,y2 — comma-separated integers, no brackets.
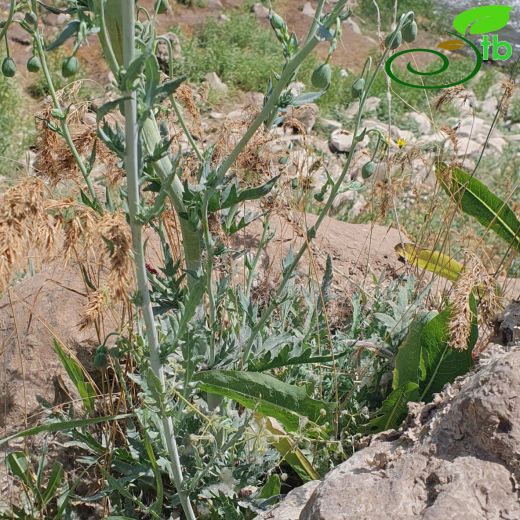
205,72,229,95
254,481,319,520
406,111,432,134
302,2,315,17
258,345,520,519
329,130,369,153
251,2,269,18
318,118,342,132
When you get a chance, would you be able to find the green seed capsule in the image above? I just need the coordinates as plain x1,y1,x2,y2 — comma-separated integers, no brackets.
24,12,38,25
1,57,16,78
362,161,377,179
94,346,109,370
402,20,418,43
26,55,41,73
351,78,365,99
270,12,285,31
62,56,79,78
155,0,168,14
311,63,332,90
385,30,402,50
314,192,325,202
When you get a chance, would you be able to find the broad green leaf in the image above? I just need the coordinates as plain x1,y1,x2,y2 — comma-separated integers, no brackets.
419,305,476,401
263,416,319,481
192,370,335,431
0,414,134,448
259,474,281,498
53,339,96,412
395,243,464,282
453,5,512,35
393,311,437,390
437,163,520,252
365,383,419,433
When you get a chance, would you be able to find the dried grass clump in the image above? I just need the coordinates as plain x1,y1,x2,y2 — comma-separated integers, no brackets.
62,208,133,328
501,77,516,117
36,95,124,187
0,178,59,292
212,108,275,182
448,254,501,351
175,83,202,140
434,85,467,111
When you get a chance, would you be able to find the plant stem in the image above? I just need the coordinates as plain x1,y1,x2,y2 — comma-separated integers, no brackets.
96,2,202,280
242,41,395,363
121,4,195,519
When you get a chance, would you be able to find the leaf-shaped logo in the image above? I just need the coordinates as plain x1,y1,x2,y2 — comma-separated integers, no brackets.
453,5,512,35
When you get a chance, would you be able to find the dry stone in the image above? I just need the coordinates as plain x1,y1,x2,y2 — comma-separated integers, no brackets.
261,345,520,520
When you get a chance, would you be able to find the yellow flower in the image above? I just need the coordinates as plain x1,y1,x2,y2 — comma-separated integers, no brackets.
396,138,407,149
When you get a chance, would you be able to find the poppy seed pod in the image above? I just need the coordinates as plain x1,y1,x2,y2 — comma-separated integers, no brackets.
311,63,332,90
362,161,377,179
402,20,418,43
1,57,16,78
385,30,402,50
351,78,365,99
62,56,79,78
26,55,41,73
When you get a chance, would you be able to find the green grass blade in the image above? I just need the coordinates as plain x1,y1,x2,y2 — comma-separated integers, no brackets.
0,414,134,448
53,339,96,412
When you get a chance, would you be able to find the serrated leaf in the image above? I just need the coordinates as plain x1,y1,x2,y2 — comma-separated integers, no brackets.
153,76,186,103
192,370,335,431
210,176,279,212
393,311,438,390
395,243,464,282
453,5,512,35
96,97,127,122
436,163,520,252
418,305,476,401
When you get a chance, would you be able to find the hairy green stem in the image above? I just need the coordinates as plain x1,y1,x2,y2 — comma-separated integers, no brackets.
99,0,202,279
120,4,195,519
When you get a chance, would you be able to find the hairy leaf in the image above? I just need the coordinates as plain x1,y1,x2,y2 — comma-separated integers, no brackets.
193,370,335,431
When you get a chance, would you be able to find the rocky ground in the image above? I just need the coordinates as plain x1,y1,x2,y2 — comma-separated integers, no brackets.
255,341,520,519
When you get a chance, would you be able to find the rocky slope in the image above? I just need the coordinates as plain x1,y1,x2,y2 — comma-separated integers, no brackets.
255,343,520,519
